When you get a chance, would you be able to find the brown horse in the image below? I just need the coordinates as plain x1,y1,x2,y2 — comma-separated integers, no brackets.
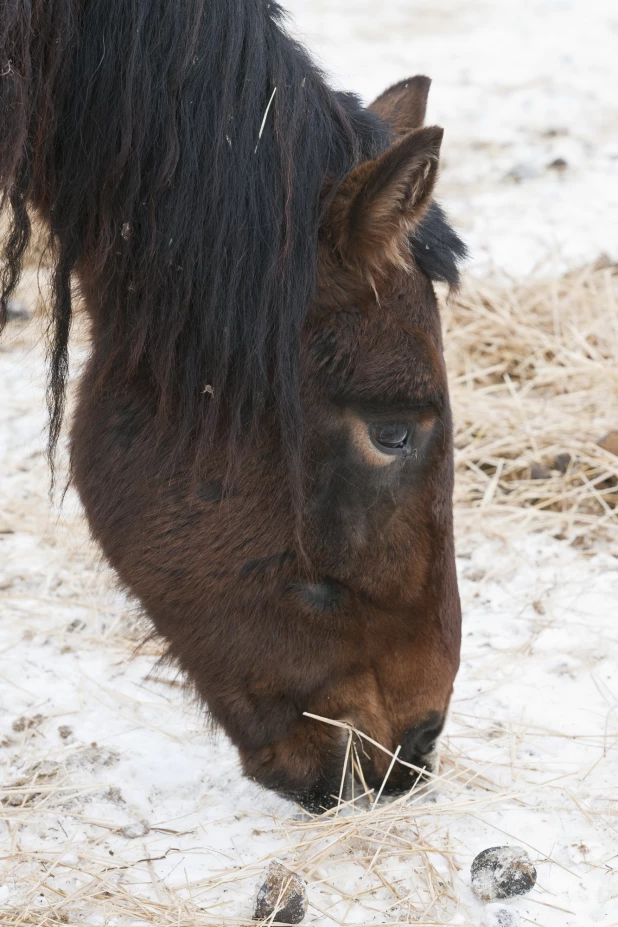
0,1,465,811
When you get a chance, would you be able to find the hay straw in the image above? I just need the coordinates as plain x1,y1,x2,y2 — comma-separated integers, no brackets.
2,706,611,926
444,262,618,540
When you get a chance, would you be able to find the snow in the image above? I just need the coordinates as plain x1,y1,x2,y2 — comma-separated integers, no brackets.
482,904,520,927
2,1,618,925
284,0,618,278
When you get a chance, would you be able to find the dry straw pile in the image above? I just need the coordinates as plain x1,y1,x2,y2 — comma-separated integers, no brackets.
444,261,618,541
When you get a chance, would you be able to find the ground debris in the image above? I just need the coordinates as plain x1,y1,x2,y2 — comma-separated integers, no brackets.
1,761,60,807
547,157,568,172
482,903,520,926
120,820,151,839
599,431,618,456
12,713,44,733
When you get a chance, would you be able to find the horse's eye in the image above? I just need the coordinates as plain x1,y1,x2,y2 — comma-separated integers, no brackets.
370,422,412,454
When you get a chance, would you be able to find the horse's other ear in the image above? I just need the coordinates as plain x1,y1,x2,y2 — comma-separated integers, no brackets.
370,76,432,134
328,126,443,280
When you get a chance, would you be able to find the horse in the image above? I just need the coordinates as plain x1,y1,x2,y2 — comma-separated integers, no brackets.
0,0,466,812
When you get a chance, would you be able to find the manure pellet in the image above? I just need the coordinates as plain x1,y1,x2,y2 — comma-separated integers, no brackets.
471,846,536,902
254,861,308,924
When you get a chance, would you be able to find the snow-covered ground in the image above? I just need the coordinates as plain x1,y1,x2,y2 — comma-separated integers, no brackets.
285,0,618,277
1,1,617,925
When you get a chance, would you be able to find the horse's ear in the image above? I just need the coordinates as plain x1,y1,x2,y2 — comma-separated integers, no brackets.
328,126,443,280
369,76,431,134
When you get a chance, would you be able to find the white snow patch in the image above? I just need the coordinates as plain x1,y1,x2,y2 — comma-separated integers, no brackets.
284,0,618,278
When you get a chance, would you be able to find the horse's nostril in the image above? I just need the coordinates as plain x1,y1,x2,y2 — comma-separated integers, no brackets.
400,711,445,762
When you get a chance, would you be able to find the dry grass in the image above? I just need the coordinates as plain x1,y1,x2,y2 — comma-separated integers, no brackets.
445,261,618,540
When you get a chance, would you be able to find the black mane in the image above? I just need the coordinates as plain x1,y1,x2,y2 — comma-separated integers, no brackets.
0,0,464,491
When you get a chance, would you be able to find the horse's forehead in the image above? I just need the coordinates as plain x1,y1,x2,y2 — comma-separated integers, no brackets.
304,300,446,413
355,321,445,393
357,278,443,342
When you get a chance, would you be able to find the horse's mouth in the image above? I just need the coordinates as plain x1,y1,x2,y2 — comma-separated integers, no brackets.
285,715,444,814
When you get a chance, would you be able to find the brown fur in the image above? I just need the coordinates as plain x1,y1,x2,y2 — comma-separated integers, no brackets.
328,127,443,283
370,75,432,135
67,78,462,810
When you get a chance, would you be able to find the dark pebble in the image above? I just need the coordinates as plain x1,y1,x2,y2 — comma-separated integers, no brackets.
599,431,618,457
552,453,572,474
530,463,550,480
